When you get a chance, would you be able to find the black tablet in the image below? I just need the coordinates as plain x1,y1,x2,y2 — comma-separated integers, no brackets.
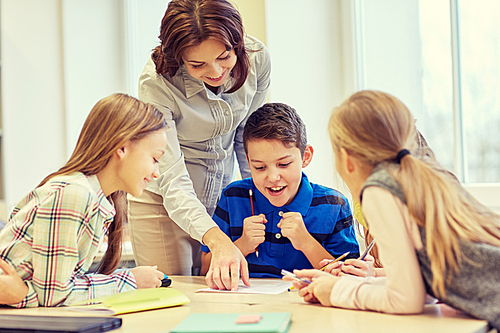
0,314,122,332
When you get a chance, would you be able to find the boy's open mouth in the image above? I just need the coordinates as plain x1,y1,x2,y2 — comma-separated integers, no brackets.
267,186,286,195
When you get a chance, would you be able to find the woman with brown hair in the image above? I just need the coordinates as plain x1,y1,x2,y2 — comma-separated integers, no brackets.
129,0,271,290
0,93,168,307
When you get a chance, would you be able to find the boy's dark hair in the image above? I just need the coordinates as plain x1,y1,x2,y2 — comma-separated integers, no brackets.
243,103,307,156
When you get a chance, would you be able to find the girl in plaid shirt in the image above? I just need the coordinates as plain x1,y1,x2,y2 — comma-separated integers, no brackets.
0,93,168,307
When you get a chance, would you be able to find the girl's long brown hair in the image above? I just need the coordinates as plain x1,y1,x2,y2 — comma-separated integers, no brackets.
329,90,500,297
40,93,166,274
152,0,251,93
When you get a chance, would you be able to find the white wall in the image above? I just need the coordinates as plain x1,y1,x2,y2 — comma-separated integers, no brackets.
124,0,169,97
0,0,134,211
232,0,266,45
265,0,354,194
62,0,129,158
358,0,423,120
0,0,356,214
1,0,67,208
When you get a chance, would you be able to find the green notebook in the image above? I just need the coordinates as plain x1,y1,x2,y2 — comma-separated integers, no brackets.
171,312,292,333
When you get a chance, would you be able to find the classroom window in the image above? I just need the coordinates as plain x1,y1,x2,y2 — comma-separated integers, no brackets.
353,0,500,210
454,0,500,183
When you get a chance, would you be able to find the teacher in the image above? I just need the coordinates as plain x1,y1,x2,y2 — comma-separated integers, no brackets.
128,0,271,291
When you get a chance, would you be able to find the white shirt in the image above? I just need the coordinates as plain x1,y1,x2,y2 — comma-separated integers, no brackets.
138,35,271,242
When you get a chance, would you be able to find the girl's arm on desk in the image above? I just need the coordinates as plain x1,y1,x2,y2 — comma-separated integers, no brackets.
293,188,426,313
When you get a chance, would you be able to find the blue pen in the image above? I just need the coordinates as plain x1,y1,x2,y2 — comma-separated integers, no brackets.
359,240,376,260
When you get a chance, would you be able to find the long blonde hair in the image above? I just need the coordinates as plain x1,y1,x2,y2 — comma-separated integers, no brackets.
40,93,166,275
329,90,500,297
353,130,440,269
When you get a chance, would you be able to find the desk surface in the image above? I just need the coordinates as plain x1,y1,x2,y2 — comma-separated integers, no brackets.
0,276,490,333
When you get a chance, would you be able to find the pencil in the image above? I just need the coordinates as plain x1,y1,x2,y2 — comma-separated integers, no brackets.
289,242,376,291
288,251,350,292
249,189,259,257
319,251,350,271
249,189,255,215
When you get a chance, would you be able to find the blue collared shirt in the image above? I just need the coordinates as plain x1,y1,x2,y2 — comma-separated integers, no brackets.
202,173,360,278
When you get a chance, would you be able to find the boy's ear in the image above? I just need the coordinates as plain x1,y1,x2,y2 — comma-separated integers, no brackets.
302,145,314,168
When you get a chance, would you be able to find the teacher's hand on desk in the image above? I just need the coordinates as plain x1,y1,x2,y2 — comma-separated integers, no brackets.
0,258,28,304
203,227,250,291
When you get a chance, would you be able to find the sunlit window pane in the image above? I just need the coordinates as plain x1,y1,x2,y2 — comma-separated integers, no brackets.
417,0,454,172
458,0,500,183
356,0,500,183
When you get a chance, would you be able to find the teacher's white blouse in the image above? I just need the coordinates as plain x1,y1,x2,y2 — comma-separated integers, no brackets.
138,34,271,242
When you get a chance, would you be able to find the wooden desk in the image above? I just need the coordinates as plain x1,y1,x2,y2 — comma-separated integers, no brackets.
0,276,490,333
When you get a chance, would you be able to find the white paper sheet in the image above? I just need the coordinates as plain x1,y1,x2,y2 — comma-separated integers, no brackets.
197,279,293,294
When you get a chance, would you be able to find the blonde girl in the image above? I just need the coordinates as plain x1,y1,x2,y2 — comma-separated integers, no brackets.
320,131,434,278
0,93,168,307
286,90,500,330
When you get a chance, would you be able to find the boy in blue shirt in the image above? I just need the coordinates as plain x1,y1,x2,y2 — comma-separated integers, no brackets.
201,103,359,278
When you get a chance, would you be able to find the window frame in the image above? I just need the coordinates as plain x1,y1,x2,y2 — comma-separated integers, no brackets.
350,0,500,213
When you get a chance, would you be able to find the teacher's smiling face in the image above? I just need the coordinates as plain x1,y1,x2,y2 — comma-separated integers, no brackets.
182,38,237,90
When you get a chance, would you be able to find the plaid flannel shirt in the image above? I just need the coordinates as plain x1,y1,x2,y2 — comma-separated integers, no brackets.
0,172,136,307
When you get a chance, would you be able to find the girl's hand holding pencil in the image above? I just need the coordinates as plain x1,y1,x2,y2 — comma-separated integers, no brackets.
339,255,375,277
318,251,350,271
285,251,349,291
285,251,348,288
317,251,350,275
321,240,376,277
282,268,339,306
339,240,375,277
318,259,343,275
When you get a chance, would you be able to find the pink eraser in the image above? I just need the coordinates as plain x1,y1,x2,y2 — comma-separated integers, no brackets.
235,314,262,324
